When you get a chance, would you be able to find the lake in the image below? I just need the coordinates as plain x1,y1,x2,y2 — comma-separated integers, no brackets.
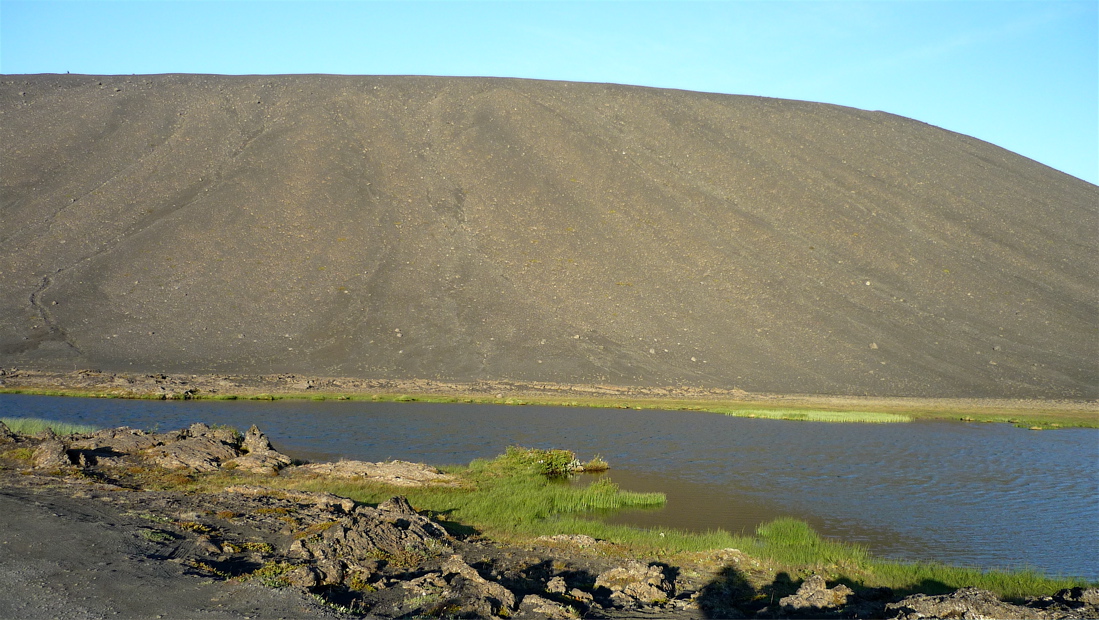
1,394,1096,580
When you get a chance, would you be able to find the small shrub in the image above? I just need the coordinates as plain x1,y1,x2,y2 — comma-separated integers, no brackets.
249,561,296,588
175,520,215,535
140,529,175,542
583,456,610,472
347,569,376,592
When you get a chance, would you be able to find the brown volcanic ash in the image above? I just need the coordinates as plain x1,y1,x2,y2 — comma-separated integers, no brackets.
1,74,1095,398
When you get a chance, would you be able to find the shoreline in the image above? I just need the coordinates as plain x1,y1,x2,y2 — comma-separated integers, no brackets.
2,368,1096,428
2,419,1097,619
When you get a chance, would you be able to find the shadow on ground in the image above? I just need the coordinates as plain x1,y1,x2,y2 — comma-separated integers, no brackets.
696,566,954,618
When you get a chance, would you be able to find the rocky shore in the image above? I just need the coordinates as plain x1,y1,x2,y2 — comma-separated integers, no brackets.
0,367,759,402
2,420,1097,619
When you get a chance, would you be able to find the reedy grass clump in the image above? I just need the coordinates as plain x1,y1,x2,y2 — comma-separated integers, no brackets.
720,408,911,424
753,518,870,566
1,417,98,435
492,446,583,477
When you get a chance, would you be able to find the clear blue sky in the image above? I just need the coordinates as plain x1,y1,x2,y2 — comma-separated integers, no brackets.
2,0,1096,183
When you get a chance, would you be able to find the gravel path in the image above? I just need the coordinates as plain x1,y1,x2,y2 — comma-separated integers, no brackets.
0,488,343,619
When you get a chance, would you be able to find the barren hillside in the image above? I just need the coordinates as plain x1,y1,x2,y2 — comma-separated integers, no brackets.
2,74,1095,398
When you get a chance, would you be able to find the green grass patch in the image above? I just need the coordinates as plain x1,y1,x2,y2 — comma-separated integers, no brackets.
754,517,870,565
718,408,911,424
1,417,98,435
276,446,664,540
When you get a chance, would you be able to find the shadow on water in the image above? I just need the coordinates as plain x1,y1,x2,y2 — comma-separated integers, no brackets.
696,567,953,618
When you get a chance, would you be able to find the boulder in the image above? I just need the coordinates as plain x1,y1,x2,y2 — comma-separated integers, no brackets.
296,496,450,562
287,565,321,589
440,554,517,617
144,435,239,471
241,424,275,453
314,559,345,586
546,575,568,594
1024,587,1099,618
886,587,1037,619
595,561,673,607
519,594,579,619
69,427,160,453
32,429,73,469
1054,587,1099,609
292,459,458,487
779,574,855,611
224,485,356,513
224,426,292,474
0,420,16,443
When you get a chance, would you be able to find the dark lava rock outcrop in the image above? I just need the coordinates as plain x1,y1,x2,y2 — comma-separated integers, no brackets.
2,74,1096,398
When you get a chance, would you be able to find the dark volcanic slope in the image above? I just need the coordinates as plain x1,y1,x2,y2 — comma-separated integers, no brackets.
2,74,1096,398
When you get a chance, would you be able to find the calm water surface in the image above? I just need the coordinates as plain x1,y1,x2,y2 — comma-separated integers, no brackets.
2,394,1096,580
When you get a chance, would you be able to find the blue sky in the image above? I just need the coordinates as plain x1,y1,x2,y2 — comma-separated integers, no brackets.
2,1,1096,183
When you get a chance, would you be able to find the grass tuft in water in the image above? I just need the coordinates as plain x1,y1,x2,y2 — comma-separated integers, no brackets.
491,446,583,477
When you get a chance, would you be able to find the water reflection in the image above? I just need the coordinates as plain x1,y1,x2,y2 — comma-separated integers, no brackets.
1,394,1095,579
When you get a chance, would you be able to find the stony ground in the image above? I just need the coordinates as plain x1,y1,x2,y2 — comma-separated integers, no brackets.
2,420,1097,619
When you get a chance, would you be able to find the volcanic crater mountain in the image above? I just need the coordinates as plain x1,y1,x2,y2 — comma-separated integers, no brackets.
1,74,1095,399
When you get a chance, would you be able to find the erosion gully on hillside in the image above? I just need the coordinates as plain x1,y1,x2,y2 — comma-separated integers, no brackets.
2,420,1098,619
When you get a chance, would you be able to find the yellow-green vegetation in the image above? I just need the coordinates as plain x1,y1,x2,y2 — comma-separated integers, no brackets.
2,446,35,461
1,417,98,435
139,528,175,543
247,561,297,588
186,559,231,579
229,392,1097,429
293,519,340,540
175,520,216,535
719,408,911,423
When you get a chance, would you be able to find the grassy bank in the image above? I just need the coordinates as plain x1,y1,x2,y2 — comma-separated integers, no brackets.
3,384,1096,428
